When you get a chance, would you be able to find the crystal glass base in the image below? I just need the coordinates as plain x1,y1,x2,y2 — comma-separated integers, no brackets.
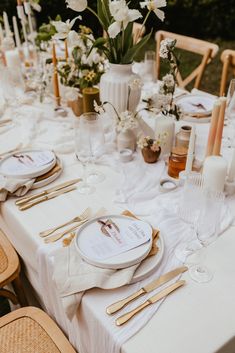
77,182,95,195
189,265,213,283
87,170,105,184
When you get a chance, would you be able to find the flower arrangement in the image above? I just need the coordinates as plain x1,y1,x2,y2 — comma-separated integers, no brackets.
56,25,105,91
158,38,181,120
138,134,166,152
64,0,167,64
138,134,166,163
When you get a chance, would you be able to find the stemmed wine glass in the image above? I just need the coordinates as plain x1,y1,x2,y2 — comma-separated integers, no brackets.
188,188,225,283
74,113,105,194
225,79,235,147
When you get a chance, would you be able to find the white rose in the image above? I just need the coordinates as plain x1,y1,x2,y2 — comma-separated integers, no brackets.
66,0,87,12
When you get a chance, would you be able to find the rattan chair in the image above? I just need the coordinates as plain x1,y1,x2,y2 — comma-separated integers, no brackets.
220,49,235,96
0,306,77,353
155,30,219,89
0,229,28,307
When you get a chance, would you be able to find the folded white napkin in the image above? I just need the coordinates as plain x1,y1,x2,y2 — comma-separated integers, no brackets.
52,243,140,319
0,174,35,201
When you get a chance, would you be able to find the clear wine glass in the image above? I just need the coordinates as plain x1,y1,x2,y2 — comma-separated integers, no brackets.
143,50,156,83
85,113,105,184
189,189,225,283
225,79,235,147
174,172,205,263
74,114,96,195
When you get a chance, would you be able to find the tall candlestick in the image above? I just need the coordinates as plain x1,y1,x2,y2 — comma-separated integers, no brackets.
227,147,235,182
212,97,227,156
65,39,69,62
155,114,175,155
3,12,11,37
5,48,21,68
185,125,196,174
0,24,4,44
206,101,221,157
17,5,28,44
203,156,227,192
23,1,34,38
52,43,61,106
13,16,21,48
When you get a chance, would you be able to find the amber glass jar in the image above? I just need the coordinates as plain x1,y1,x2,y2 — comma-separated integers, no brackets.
168,146,187,178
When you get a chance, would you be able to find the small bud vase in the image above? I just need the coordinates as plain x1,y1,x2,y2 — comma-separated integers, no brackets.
117,129,136,152
142,147,161,163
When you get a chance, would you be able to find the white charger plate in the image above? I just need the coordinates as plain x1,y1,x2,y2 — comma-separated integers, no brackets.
176,94,215,117
0,150,56,179
130,233,164,283
75,215,153,270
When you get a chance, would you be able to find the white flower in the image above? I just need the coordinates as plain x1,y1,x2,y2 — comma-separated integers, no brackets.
117,110,138,132
66,0,87,12
52,17,81,40
64,86,79,101
140,0,166,21
108,0,142,38
30,0,42,12
162,73,175,88
159,38,175,58
94,101,105,114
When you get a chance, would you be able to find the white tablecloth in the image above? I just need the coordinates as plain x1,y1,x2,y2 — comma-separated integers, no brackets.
1,88,235,353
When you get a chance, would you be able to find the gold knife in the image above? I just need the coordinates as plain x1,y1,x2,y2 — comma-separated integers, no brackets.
15,178,81,206
19,185,77,211
107,266,187,315
116,280,185,326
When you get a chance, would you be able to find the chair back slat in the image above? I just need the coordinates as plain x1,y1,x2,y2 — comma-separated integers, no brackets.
220,49,235,96
155,30,219,89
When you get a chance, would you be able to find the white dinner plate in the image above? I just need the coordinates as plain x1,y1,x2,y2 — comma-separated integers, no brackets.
0,149,56,179
130,233,164,283
176,94,215,117
75,215,153,269
31,157,63,189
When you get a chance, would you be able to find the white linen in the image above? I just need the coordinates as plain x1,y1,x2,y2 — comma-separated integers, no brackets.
1,82,235,353
0,174,35,201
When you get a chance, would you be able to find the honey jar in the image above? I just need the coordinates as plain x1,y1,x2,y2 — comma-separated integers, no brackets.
168,146,187,179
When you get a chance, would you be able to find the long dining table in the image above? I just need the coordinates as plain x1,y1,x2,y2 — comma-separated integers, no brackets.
0,82,235,353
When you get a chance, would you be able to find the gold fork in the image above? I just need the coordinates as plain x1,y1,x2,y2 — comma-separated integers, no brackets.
39,207,92,238
45,207,107,244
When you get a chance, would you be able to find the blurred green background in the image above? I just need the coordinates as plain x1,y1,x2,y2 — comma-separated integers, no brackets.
1,0,235,94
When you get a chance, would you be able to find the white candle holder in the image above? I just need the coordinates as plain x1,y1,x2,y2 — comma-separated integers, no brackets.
224,179,235,196
54,106,68,118
23,2,31,15
17,5,26,21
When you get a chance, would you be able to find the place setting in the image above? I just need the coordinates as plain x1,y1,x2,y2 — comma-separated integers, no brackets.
0,148,64,202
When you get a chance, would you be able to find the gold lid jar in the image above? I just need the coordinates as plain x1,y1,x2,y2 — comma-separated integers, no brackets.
168,146,187,179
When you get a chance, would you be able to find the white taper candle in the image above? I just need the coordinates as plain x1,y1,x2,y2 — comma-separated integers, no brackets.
13,16,21,48
227,147,235,182
185,125,196,174
0,24,4,43
3,12,11,37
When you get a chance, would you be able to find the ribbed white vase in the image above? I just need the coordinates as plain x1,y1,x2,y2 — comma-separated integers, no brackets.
100,63,141,114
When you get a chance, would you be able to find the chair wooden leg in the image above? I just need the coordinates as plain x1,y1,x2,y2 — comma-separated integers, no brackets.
12,276,28,307
0,288,18,305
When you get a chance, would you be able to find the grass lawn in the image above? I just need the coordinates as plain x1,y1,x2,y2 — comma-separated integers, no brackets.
136,38,235,96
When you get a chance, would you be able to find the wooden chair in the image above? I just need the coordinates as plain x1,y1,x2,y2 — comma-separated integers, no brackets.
0,229,28,307
220,49,235,96
155,30,219,89
0,306,77,352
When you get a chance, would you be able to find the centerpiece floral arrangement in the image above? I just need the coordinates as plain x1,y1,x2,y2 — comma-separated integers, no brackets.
65,0,167,64
56,25,106,92
143,38,181,120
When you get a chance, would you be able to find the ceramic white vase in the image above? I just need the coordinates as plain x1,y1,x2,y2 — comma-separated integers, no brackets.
117,129,136,152
155,113,175,156
100,63,141,114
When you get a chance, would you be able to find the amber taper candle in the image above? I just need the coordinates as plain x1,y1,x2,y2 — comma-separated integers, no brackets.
206,101,221,157
65,39,69,62
52,43,61,106
82,87,100,113
212,97,227,156
17,0,23,5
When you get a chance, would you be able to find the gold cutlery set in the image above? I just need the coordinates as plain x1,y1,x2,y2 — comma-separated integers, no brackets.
106,266,187,326
15,178,81,211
